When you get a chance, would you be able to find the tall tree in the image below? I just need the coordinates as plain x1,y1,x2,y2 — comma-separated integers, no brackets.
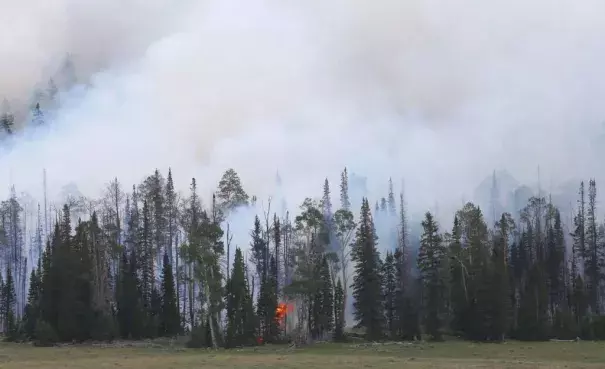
217,169,249,215
351,198,384,340
1,266,17,337
339,168,350,211
382,251,397,338
418,211,445,341
160,252,180,336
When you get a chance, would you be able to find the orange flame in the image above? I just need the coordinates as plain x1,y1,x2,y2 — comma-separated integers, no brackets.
275,302,293,326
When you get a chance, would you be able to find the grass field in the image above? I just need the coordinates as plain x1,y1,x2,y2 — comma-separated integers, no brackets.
1,340,605,368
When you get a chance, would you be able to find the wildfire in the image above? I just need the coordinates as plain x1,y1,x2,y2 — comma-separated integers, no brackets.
275,302,293,325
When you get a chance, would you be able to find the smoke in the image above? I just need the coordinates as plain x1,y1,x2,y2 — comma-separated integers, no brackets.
3,0,605,231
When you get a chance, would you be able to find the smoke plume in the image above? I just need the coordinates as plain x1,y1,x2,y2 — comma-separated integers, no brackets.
2,0,605,228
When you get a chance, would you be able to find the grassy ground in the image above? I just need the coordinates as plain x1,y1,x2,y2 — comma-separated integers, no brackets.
1,340,605,368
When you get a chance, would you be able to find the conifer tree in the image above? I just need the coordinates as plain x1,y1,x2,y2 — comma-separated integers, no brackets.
117,251,144,339
23,267,41,338
257,255,278,342
340,167,350,211
1,266,17,338
160,252,180,336
165,169,178,280
448,215,468,336
351,198,384,340
382,252,397,338
418,211,445,341
333,278,345,341
387,178,396,217
226,248,255,347
491,213,514,341
585,179,602,314
319,256,334,336
250,216,267,283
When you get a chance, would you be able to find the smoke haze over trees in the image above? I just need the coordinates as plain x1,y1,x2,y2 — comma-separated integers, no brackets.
3,0,605,344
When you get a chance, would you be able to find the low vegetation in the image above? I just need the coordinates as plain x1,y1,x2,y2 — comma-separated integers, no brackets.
2,340,605,369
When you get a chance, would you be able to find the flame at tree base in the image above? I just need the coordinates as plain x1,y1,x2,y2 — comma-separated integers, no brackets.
275,302,294,327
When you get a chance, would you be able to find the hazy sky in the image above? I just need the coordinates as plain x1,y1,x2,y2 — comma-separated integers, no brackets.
2,0,605,223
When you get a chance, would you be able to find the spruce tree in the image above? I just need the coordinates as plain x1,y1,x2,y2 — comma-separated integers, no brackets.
23,267,41,338
226,248,255,347
319,256,334,336
491,213,514,341
351,198,384,340
160,252,180,336
2,266,17,338
382,252,397,338
333,278,345,341
340,167,350,211
418,211,445,341
585,179,602,314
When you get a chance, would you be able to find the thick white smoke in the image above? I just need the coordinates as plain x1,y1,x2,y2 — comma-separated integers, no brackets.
2,0,605,231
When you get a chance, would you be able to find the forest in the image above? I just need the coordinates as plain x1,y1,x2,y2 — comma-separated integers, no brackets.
0,148,602,346
0,66,604,348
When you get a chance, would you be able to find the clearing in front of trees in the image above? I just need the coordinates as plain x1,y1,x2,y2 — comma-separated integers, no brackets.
1,340,605,369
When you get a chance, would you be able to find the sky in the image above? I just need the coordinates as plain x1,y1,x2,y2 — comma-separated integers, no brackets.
2,0,605,229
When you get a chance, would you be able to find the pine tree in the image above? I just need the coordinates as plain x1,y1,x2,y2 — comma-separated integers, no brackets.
250,216,267,282
117,251,145,339
319,256,334,336
351,198,384,340
382,252,397,338
585,179,602,314
448,215,468,336
418,211,445,341
257,255,278,342
491,213,514,341
165,168,178,299
340,168,350,211
2,266,17,338
387,178,396,216
160,252,180,336
23,267,42,338
322,178,333,217
226,248,255,347
333,278,345,341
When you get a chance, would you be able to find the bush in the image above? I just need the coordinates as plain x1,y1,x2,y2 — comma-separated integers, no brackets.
34,319,59,347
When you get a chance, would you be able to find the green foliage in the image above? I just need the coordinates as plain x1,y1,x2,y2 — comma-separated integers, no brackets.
33,319,59,347
8,166,605,348
187,318,213,348
1,266,17,338
418,211,445,341
226,248,256,347
333,278,345,341
351,198,384,340
160,252,180,336
382,252,397,338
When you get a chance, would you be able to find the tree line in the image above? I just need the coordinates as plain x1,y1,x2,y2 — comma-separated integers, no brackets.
0,166,605,346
